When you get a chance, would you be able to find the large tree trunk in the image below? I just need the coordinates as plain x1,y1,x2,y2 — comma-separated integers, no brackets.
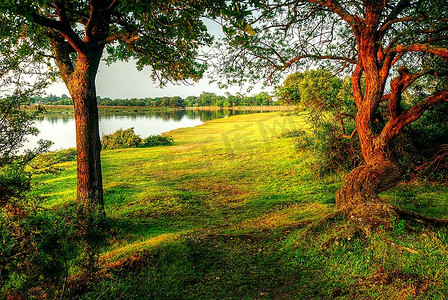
336,112,403,233
336,157,403,233
66,51,104,216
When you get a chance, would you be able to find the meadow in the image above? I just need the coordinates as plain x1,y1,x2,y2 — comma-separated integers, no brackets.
31,112,448,299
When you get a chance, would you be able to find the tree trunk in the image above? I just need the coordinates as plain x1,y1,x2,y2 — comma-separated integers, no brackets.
66,51,104,216
336,135,403,233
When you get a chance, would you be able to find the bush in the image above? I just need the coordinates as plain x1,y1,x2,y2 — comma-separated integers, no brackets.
29,148,77,173
0,159,80,298
141,134,174,147
101,128,142,149
0,207,80,299
284,122,362,176
0,163,31,202
395,104,448,183
100,129,174,150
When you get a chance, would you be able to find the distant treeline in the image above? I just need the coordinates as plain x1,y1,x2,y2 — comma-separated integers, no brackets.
33,91,275,108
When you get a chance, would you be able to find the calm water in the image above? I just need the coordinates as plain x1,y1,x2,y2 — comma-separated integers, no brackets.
24,110,256,151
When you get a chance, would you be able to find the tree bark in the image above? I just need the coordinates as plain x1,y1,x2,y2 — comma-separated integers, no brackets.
335,144,403,233
65,51,104,216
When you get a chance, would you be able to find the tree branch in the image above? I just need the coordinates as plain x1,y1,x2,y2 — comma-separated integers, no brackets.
108,0,120,11
339,128,357,140
306,0,359,32
283,54,356,70
30,9,86,53
387,67,439,119
49,34,75,82
382,90,448,140
351,60,363,108
86,0,101,42
390,44,448,59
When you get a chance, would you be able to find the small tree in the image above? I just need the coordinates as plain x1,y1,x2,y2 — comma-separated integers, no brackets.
275,73,303,108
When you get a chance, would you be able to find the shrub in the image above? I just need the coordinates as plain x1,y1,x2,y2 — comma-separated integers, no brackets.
142,134,174,147
29,148,77,173
0,207,80,299
0,163,31,202
396,105,448,183
101,128,142,149
284,122,362,176
310,122,362,175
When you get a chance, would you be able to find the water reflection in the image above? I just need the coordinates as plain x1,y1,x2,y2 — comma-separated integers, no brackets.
23,109,261,151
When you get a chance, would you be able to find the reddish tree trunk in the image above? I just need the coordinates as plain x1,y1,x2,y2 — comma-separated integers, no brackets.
335,19,405,232
336,147,403,233
65,51,104,216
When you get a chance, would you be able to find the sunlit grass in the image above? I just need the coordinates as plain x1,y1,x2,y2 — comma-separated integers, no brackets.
30,111,448,298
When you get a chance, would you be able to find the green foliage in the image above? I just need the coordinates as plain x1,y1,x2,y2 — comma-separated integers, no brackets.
101,128,142,150
35,92,276,108
0,163,31,200
309,121,361,175
0,206,80,299
285,122,362,175
29,148,77,174
142,134,174,147
391,215,406,236
278,71,361,175
101,129,175,150
393,104,448,183
0,1,228,86
284,70,342,109
275,73,304,106
0,97,45,165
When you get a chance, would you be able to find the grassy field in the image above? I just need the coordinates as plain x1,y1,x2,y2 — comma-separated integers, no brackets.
31,112,448,299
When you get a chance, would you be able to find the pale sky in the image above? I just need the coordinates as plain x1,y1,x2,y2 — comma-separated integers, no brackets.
45,19,274,99
45,59,271,99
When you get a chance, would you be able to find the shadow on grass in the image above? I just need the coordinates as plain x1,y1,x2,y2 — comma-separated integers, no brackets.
74,231,337,299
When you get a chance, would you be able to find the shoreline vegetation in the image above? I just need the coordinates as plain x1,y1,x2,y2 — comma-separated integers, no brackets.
27,112,448,298
22,104,290,113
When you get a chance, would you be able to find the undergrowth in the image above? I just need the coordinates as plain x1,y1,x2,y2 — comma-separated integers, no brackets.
23,112,448,299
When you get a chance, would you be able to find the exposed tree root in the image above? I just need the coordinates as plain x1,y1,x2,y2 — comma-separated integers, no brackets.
296,210,346,240
298,201,448,240
393,206,448,226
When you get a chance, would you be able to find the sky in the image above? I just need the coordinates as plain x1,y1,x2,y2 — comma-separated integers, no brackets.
45,59,272,99
44,19,274,99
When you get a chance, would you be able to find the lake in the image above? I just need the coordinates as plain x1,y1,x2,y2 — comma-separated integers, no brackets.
23,109,258,151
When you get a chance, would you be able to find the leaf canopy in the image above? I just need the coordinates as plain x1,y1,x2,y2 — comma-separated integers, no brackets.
0,0,226,85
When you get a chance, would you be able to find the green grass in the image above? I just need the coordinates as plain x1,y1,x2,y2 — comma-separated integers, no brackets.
30,112,448,299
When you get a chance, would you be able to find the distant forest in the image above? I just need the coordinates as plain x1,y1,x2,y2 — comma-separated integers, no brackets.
33,91,276,108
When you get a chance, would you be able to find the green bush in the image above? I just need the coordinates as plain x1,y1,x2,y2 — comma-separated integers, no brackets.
101,128,142,149
0,163,31,201
0,207,80,299
100,129,174,150
284,122,362,176
141,134,174,147
29,148,77,173
396,105,448,183
0,162,80,298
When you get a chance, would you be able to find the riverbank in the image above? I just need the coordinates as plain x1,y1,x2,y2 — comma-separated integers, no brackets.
22,104,290,114
30,112,448,298
22,104,184,114
185,105,289,111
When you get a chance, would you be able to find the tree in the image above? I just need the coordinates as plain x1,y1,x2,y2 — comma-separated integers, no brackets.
1,0,222,217
276,69,343,109
275,72,303,107
217,0,448,232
